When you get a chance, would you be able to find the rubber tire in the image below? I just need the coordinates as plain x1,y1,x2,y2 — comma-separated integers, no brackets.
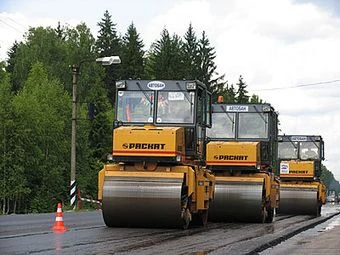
316,203,322,217
181,208,191,230
265,207,274,223
200,210,209,227
192,210,208,227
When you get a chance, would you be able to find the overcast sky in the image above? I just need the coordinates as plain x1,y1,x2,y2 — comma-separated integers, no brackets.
1,0,340,180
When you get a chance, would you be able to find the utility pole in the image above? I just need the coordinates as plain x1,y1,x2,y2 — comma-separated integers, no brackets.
2,124,6,214
69,56,121,210
70,64,79,209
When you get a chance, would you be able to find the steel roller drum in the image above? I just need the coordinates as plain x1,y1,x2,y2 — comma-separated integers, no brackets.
102,175,183,227
209,179,264,222
277,187,318,215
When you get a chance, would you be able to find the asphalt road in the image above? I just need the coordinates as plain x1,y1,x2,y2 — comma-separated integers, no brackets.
0,204,339,255
260,205,340,255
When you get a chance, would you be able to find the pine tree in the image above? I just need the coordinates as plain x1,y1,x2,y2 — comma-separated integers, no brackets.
169,33,185,79
96,10,120,59
88,83,111,159
55,21,65,40
5,41,19,92
145,28,185,79
213,82,237,103
226,84,237,103
182,23,199,79
6,41,18,74
249,94,263,103
236,75,249,103
197,31,226,94
96,10,122,105
121,23,145,79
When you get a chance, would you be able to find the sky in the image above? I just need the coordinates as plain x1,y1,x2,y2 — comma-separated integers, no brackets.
0,0,340,180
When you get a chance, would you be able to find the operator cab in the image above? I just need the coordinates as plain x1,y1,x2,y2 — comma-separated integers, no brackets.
207,104,276,140
114,80,212,161
277,135,324,178
206,103,278,168
278,135,324,161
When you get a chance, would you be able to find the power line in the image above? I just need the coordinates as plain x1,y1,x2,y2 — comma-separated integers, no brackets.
252,79,340,91
0,18,25,34
6,16,28,31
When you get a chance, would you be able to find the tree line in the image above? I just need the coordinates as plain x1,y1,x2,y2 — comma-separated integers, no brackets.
0,10,337,214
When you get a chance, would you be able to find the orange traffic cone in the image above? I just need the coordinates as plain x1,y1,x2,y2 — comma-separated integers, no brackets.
51,202,68,233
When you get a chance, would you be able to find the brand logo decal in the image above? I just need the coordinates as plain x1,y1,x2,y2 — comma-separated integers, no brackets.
289,170,309,174
122,143,166,150
213,155,249,160
280,162,289,173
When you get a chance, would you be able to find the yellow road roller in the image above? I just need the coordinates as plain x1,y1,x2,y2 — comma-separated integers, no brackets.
206,102,280,223
277,135,326,216
98,80,214,228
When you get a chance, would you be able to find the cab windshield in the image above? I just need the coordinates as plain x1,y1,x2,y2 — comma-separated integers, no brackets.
278,141,320,160
238,112,268,139
116,91,154,123
156,91,195,124
207,112,235,138
299,141,320,160
278,142,298,159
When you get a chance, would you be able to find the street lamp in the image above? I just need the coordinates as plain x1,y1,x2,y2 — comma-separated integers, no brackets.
70,56,121,209
96,56,121,65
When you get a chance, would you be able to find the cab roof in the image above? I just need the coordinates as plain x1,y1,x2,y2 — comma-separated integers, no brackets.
211,103,274,113
278,135,323,142
117,80,209,91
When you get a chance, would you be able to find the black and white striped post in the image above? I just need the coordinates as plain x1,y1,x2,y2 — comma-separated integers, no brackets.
69,57,120,210
70,180,77,209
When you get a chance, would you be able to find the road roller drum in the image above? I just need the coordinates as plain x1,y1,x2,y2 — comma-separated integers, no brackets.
277,185,320,216
209,178,264,222
102,175,184,227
